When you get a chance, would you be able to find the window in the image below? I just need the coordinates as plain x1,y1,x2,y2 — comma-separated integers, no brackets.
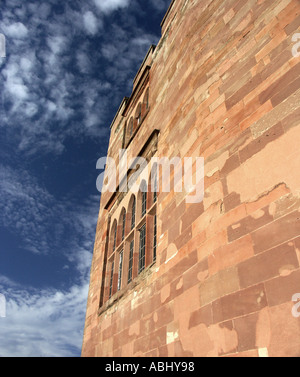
152,165,158,204
122,210,126,241
153,215,157,262
143,88,149,110
141,181,147,217
142,191,147,217
136,103,142,126
131,197,136,230
138,224,146,274
118,251,123,291
100,138,163,310
129,117,134,137
109,260,114,299
113,224,117,252
128,240,134,284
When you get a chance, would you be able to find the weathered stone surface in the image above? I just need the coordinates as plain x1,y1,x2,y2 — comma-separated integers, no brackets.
82,0,300,358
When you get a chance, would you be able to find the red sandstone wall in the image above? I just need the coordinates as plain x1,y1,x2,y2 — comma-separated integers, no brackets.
82,0,300,357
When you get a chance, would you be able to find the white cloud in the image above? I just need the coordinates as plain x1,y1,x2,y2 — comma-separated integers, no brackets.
2,22,28,39
132,35,154,47
20,56,34,71
23,102,39,117
47,35,68,55
94,0,130,13
0,165,98,267
149,0,170,11
0,0,163,156
76,50,92,74
83,11,100,36
7,82,29,99
101,44,119,61
0,280,89,357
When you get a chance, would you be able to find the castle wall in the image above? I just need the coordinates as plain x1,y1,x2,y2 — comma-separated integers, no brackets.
82,0,300,357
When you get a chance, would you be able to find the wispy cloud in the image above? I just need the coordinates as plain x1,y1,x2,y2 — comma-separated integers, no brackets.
0,164,98,274
0,163,97,356
0,280,89,357
83,11,101,35
149,0,170,11
0,0,142,156
93,0,131,14
1,22,29,39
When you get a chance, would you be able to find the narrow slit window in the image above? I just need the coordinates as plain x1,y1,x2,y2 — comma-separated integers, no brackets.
129,118,133,137
136,104,142,125
118,251,123,291
128,240,134,284
109,260,114,299
131,197,136,230
138,224,146,274
142,191,147,217
141,182,147,217
144,88,149,110
153,169,158,203
113,225,117,252
122,211,126,241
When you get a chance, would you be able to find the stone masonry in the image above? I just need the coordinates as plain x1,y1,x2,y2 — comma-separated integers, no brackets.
82,0,300,357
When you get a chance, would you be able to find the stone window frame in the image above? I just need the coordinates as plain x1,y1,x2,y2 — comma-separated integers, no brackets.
140,180,148,218
117,249,124,291
100,171,158,309
123,85,151,149
131,196,136,230
128,117,134,137
127,239,134,284
99,130,160,312
109,260,114,299
121,208,126,241
138,223,146,274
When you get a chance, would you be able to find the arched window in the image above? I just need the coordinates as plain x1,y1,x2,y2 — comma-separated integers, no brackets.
111,221,117,253
131,196,136,230
121,209,126,241
117,250,123,291
127,239,134,284
140,180,147,218
143,88,149,110
138,223,146,274
109,259,114,299
129,117,134,137
151,163,158,204
135,103,142,126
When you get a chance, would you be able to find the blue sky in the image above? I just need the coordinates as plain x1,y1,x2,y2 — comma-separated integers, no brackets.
0,0,170,357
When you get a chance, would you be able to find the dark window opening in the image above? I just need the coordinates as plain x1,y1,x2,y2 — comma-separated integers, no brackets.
141,181,147,218
144,88,149,110
113,226,117,252
153,169,158,203
131,197,136,230
118,251,123,291
122,210,126,241
128,240,134,284
138,224,146,274
109,261,114,299
129,118,133,137
136,103,142,126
